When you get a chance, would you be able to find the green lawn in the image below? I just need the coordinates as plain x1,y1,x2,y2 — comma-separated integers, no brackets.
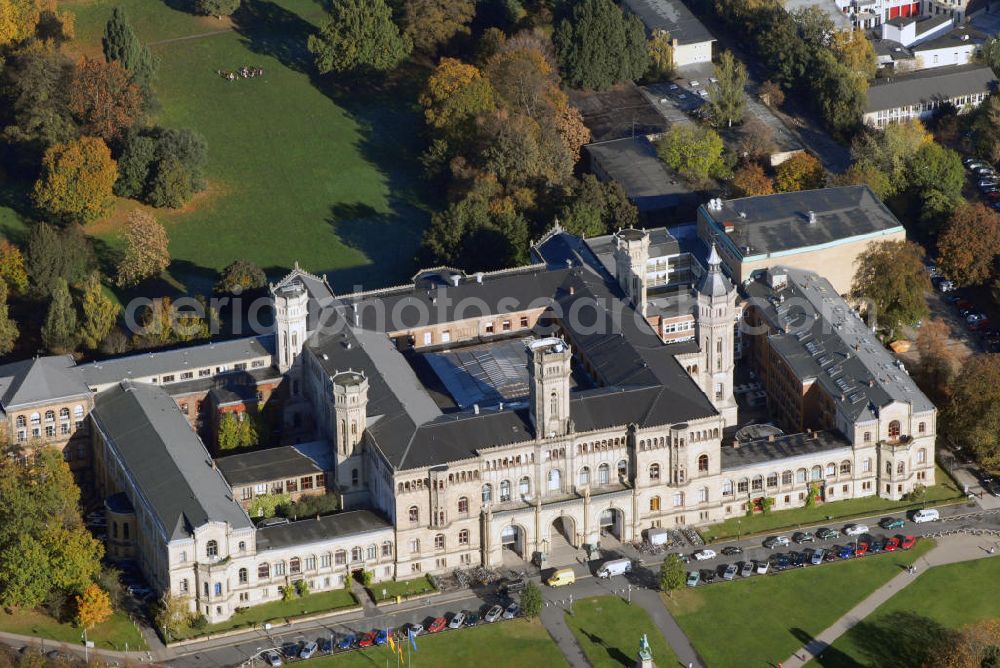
173,588,357,640
563,596,678,668
367,575,436,603
663,539,935,668
49,0,430,295
308,619,569,668
701,465,963,542
811,554,1000,667
0,608,146,651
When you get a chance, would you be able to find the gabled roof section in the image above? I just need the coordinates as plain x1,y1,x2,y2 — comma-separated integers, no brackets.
92,382,252,541
0,355,90,409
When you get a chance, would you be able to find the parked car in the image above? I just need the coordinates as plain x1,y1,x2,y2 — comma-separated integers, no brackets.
299,641,318,659
867,538,883,554
500,578,527,595
503,603,520,620
693,549,717,561
879,517,905,530
721,546,743,556
317,637,332,654
701,569,717,583
597,558,632,578
485,605,504,623
816,528,839,540
843,524,869,537
855,542,870,557
884,536,900,552
901,535,918,549
793,531,815,544
791,551,808,567
428,617,447,633
912,509,939,523
405,623,424,637
465,613,480,627
756,560,770,575
264,651,283,667
837,545,855,559
740,560,755,577
358,632,377,648
988,481,1000,498
936,279,956,293
774,553,791,570
686,571,700,587
723,563,738,580
449,612,467,629
337,634,356,650
811,549,826,565
763,536,790,549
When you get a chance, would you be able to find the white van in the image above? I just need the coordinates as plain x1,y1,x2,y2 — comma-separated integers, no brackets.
597,558,632,578
913,508,940,523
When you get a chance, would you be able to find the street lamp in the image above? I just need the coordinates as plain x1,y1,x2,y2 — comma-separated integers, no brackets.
737,519,742,544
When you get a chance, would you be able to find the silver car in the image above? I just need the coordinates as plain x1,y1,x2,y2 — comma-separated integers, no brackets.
739,561,754,577
722,563,738,580
484,605,504,623
448,612,466,629
299,641,318,660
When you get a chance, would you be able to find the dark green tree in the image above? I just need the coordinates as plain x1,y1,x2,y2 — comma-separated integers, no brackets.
25,223,97,297
147,155,193,208
194,0,241,17
308,0,412,75
812,51,865,139
851,240,930,338
553,0,649,90
402,0,475,54
520,581,543,619
422,192,529,271
945,354,1000,470
79,272,119,351
559,175,638,238
0,282,18,356
981,36,1000,77
102,6,158,97
708,51,747,128
908,142,965,233
660,553,686,596
114,132,157,198
216,259,267,294
0,48,77,161
41,278,78,353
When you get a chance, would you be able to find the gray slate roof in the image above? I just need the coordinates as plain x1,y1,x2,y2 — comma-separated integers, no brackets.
78,337,274,389
866,64,996,113
704,186,903,259
744,268,935,423
584,137,696,213
0,355,90,409
255,510,392,552
216,445,325,486
92,382,252,541
911,27,986,53
621,0,714,44
720,430,852,470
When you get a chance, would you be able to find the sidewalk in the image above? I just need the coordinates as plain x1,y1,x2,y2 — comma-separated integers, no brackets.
539,605,590,668
631,589,706,668
780,532,1000,668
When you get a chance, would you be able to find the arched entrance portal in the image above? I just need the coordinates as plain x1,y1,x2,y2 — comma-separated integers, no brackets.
546,515,579,565
599,507,624,541
500,525,525,559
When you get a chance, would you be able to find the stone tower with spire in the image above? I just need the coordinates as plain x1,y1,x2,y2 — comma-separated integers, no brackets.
695,245,738,426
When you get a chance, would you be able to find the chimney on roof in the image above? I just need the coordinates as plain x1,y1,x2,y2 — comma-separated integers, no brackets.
767,434,775,442
473,404,479,415
499,402,504,411
807,210,817,224
476,272,483,283
451,275,460,287
569,286,575,296
732,440,740,449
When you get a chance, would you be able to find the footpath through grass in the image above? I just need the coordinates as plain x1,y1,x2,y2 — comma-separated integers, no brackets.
701,465,962,542
172,588,357,641
54,0,429,294
0,608,146,651
309,619,569,668
663,539,935,668
563,596,678,668
811,554,1000,667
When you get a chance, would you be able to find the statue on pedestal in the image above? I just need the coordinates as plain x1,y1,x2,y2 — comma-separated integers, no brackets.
636,633,654,668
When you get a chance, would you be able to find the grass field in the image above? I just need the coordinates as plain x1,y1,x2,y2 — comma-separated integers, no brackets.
308,619,568,668
662,539,935,668
811,554,1000,667
563,596,678,668
45,0,430,295
367,575,436,603
173,588,357,640
700,465,963,542
0,607,146,651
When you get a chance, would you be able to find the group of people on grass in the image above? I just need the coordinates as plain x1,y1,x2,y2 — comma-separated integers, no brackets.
217,66,264,81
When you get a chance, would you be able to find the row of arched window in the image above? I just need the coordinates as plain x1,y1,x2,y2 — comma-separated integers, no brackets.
15,406,86,441
720,461,855,496
257,542,394,580
576,437,626,455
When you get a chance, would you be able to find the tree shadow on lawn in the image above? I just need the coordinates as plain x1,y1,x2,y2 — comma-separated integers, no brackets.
580,628,633,666
796,611,955,668
323,201,425,291
231,0,317,74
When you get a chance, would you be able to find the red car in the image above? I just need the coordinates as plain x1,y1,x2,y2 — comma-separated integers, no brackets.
428,617,447,633
901,535,917,550
855,542,870,557
884,536,900,552
358,631,378,648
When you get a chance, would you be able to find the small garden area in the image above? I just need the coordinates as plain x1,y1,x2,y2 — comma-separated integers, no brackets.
170,588,357,641
701,465,963,542
564,596,678,667
366,575,437,603
0,607,145,651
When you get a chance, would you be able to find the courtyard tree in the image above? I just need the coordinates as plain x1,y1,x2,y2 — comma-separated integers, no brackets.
936,203,1000,287
553,0,648,90
193,0,241,18
655,124,729,184
116,210,170,288
913,318,956,405
774,152,824,192
731,163,774,197
559,175,638,238
308,0,412,75
217,412,241,451
908,142,965,233
41,277,77,353
79,272,120,351
708,51,748,128
74,584,112,629
945,354,1000,469
402,0,475,54
736,118,777,164
830,161,893,200
520,581,543,618
216,259,267,294
68,56,143,143
33,136,117,224
647,31,674,80
419,58,496,144
850,240,930,338
660,553,686,596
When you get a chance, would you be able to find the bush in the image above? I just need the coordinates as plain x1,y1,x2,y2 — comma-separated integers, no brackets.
190,614,208,630
294,579,310,597
281,586,295,602
275,493,340,520
361,571,373,587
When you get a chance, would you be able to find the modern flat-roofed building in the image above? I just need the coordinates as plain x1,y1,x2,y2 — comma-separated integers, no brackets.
621,0,715,67
696,185,906,293
864,63,996,127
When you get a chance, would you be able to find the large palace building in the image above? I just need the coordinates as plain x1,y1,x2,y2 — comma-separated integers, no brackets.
0,204,936,624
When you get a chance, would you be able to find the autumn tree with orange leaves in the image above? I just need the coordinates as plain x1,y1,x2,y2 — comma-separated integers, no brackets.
69,56,143,143
32,136,117,223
